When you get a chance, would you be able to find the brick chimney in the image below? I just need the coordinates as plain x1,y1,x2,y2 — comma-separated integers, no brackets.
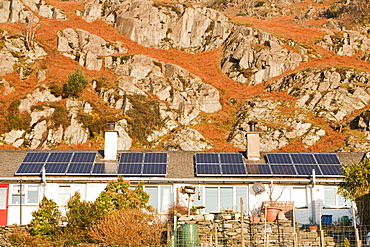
104,121,118,160
246,120,260,160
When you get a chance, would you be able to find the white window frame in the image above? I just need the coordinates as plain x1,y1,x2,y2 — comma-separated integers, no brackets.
192,186,249,213
10,184,40,205
57,184,87,207
324,187,350,208
144,185,174,214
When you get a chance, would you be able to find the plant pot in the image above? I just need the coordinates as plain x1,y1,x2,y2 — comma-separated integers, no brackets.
264,207,282,222
249,216,261,222
308,226,318,232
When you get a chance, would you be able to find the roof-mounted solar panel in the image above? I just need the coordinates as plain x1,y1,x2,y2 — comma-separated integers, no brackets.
319,164,343,176
195,153,219,163
290,153,316,164
221,164,246,175
47,152,73,163
270,164,297,176
142,163,167,176
314,154,340,164
266,153,292,164
91,163,117,175
15,163,44,175
219,153,244,164
196,164,221,175
295,164,321,176
71,152,96,163
44,162,69,174
66,163,93,175
23,152,49,162
246,164,272,175
144,153,167,163
117,163,142,175
119,153,144,163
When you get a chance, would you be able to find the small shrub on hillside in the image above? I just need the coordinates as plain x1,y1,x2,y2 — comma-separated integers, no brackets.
63,67,88,98
48,83,64,97
125,94,166,145
8,99,21,114
89,207,163,246
29,196,61,240
6,114,30,131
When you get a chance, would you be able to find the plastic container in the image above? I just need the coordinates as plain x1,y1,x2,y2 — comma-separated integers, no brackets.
321,215,333,225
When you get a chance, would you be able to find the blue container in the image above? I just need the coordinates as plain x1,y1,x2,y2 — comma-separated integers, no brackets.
322,215,333,225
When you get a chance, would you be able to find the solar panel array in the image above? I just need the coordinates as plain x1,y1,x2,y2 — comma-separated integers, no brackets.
195,153,343,177
118,153,167,176
195,153,246,176
15,152,168,176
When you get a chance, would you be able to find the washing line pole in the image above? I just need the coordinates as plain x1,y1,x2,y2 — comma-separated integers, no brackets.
351,201,361,247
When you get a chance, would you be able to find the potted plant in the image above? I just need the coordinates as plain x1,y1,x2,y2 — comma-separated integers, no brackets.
249,206,261,222
262,182,284,222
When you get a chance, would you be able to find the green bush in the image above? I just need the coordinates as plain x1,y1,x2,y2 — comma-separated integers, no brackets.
29,196,61,240
48,83,64,97
63,67,88,98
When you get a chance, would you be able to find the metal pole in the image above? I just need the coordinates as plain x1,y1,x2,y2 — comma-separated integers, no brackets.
19,179,22,225
241,198,245,246
319,203,324,247
352,201,361,247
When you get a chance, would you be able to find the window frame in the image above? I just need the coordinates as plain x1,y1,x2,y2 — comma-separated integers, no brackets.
10,184,40,205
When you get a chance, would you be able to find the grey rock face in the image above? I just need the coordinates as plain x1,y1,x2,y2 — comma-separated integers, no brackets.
0,0,66,23
19,85,61,113
84,0,232,52
221,26,303,85
57,28,127,71
163,127,213,150
266,67,370,122
0,79,14,95
228,98,326,151
316,30,370,58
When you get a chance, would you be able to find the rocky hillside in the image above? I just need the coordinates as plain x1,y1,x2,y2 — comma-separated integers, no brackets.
0,0,369,152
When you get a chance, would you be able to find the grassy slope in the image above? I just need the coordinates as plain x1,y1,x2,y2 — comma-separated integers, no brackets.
0,0,369,151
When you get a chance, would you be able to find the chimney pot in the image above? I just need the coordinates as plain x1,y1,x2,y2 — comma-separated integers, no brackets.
107,121,116,131
248,120,258,131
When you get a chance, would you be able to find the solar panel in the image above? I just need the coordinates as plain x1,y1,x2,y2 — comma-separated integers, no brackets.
195,153,219,163
196,164,221,175
91,163,106,174
319,164,343,176
290,153,316,164
221,164,246,175
219,153,244,164
71,152,96,163
119,153,144,163
314,154,341,164
47,152,73,162
246,164,272,175
44,163,69,174
117,163,142,175
295,164,321,176
270,164,297,175
66,163,93,174
144,153,167,163
16,163,44,174
142,163,167,175
23,152,49,162
266,153,292,164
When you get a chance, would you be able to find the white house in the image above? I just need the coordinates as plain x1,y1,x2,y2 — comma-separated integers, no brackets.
0,123,366,226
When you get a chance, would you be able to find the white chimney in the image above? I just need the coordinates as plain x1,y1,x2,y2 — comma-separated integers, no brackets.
104,121,118,160
246,120,260,160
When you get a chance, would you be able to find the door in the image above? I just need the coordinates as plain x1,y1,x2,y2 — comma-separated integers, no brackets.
0,184,8,226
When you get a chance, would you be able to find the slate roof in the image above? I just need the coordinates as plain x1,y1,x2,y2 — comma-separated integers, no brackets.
0,150,366,185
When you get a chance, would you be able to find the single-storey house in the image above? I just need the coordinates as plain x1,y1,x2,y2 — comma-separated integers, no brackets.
0,122,367,226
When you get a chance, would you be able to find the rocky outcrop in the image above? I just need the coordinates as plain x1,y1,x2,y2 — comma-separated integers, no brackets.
221,26,304,85
228,98,327,151
57,28,127,71
316,30,370,58
19,85,61,113
0,0,66,23
84,0,232,52
163,127,212,150
0,79,14,95
266,67,370,122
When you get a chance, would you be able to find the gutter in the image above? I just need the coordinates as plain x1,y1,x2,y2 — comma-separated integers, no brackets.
0,176,343,185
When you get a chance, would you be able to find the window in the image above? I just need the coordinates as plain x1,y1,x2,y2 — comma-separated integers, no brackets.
197,186,248,213
324,187,350,207
11,184,39,205
58,184,86,206
144,185,174,214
